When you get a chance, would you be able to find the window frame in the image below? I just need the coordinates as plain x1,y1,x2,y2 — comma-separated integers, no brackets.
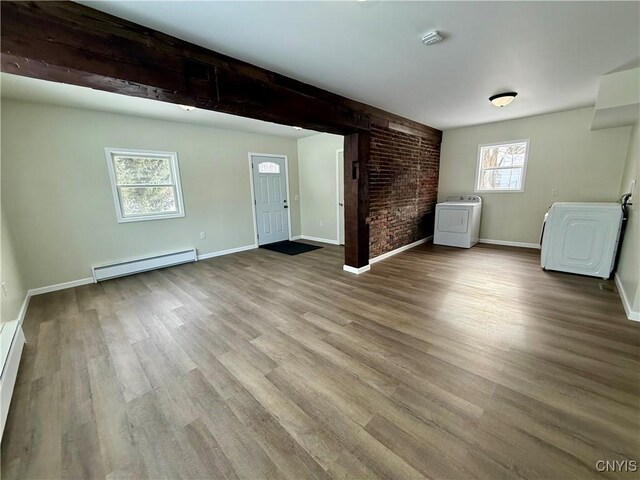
474,139,530,194
104,147,186,223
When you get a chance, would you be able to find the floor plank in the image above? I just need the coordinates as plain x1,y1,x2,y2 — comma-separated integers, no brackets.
2,242,638,479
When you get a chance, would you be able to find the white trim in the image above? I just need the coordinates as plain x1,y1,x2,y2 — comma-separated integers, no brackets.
300,235,340,245
248,153,292,244
474,139,530,194
27,244,260,297
369,237,432,264
28,277,94,296
479,238,541,249
16,294,30,326
615,273,640,322
336,148,344,245
104,148,186,223
343,264,371,275
290,235,302,241
1,322,25,441
197,244,258,260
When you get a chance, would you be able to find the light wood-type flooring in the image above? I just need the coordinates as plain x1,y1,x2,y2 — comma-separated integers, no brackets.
2,242,639,479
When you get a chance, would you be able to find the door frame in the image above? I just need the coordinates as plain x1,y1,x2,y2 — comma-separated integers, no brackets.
336,148,344,245
248,152,292,245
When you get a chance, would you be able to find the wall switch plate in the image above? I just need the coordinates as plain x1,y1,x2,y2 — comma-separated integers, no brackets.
199,232,206,240
319,221,324,226
551,187,559,196
629,179,636,204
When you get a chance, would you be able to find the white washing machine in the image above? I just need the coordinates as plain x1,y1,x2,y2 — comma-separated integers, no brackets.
540,202,623,279
434,195,482,248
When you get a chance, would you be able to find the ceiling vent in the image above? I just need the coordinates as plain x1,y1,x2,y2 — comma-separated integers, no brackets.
421,31,444,46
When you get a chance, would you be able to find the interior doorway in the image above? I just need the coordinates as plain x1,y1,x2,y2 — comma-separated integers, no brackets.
337,149,345,245
249,153,291,245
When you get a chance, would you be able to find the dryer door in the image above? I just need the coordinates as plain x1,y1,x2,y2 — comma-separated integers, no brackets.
437,208,469,233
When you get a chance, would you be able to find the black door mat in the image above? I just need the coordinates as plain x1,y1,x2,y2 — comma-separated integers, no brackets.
260,241,323,256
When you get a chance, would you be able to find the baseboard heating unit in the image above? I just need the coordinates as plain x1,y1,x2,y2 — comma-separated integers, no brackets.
92,248,197,282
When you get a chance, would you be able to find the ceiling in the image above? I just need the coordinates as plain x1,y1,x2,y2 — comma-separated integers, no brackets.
77,1,640,130
0,73,318,139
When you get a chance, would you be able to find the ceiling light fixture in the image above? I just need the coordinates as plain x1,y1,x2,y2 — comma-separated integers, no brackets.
421,31,444,46
178,105,196,111
293,126,303,130
489,92,518,107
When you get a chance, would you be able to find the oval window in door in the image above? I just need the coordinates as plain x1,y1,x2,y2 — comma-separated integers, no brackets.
258,162,280,174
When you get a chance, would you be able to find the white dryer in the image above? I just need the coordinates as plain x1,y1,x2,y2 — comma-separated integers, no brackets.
540,202,623,279
434,195,482,248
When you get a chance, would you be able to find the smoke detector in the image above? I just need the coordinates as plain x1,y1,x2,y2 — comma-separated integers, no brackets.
421,31,444,46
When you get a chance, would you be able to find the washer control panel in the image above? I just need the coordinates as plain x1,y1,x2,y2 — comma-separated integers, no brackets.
445,195,482,203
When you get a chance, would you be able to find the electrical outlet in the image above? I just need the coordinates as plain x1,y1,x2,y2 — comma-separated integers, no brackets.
1,282,7,298
319,220,324,226
199,232,206,240
294,194,299,201
551,187,559,196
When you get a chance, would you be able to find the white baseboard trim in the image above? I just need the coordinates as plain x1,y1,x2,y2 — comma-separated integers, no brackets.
28,277,94,296
300,235,340,245
343,264,371,275
16,294,30,326
369,236,433,264
290,235,302,241
479,238,541,250
27,244,260,298
615,273,640,322
197,244,258,261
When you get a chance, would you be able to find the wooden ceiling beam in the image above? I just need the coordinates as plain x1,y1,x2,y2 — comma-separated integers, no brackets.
1,1,441,140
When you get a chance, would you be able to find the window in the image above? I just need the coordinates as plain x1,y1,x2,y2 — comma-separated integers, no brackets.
105,148,185,222
475,139,529,193
258,161,280,174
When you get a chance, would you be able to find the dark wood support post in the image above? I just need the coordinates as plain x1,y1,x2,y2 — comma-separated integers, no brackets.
343,132,370,274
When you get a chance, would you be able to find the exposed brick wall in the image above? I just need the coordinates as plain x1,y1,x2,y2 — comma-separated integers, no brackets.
368,125,441,258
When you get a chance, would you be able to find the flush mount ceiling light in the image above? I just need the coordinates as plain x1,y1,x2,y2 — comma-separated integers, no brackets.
420,31,444,46
178,105,196,111
293,126,303,130
489,92,518,107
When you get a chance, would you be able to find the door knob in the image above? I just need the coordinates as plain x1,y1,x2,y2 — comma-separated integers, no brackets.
284,205,289,209
339,203,343,206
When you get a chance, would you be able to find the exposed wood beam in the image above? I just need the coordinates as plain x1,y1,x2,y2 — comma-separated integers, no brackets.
0,1,442,140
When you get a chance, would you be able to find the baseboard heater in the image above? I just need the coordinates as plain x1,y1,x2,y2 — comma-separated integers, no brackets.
92,248,197,282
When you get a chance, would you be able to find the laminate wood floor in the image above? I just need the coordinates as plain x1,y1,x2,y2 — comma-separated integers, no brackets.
2,242,639,480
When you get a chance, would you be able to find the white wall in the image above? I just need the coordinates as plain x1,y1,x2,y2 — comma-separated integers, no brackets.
0,205,26,323
297,133,344,242
616,123,639,318
1,100,301,289
439,107,632,244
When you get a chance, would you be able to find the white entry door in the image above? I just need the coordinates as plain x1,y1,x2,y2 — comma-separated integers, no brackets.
251,154,289,245
337,150,345,245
